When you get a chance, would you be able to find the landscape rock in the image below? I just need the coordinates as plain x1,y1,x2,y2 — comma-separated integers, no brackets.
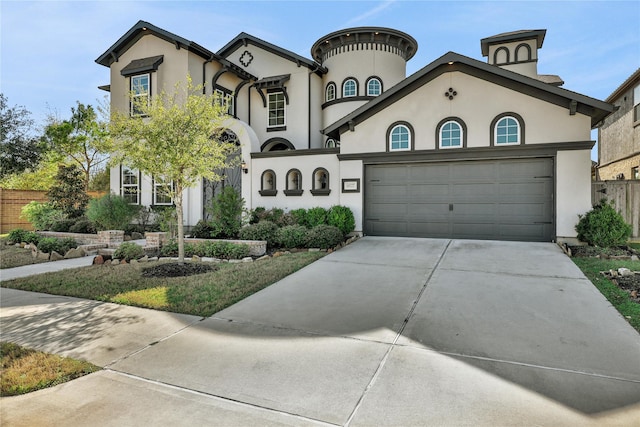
130,259,138,264
93,255,104,265
139,255,149,263
112,259,120,265
14,243,21,248
255,255,270,261
632,255,639,261
192,255,201,262
618,268,633,277
131,232,144,240
273,252,283,258
120,259,127,264
242,257,253,263
37,251,50,261
50,251,64,261
309,248,320,252
229,259,241,264
64,247,86,259
631,290,638,298
31,248,38,258
148,257,158,262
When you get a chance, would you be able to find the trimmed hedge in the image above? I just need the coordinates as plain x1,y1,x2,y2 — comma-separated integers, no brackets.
576,199,632,247
238,221,279,248
37,237,77,255
277,225,308,249
113,242,145,262
305,225,344,249
160,240,250,260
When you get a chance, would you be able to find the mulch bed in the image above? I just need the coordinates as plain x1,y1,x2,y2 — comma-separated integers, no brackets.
141,263,218,278
602,270,640,304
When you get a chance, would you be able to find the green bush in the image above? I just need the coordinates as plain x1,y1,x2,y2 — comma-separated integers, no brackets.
190,220,216,238
159,240,179,257
305,207,328,228
37,237,76,254
248,207,265,224
22,232,41,245
327,205,355,236
21,201,64,230
113,242,145,262
69,218,96,234
208,187,244,238
277,225,308,249
250,208,294,227
576,199,632,247
159,240,250,259
87,194,139,231
238,221,279,248
7,229,29,244
47,165,89,219
305,225,344,249
153,206,178,239
50,218,76,232
289,208,307,227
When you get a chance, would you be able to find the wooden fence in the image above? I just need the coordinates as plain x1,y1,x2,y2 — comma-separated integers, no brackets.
0,189,106,233
592,181,640,238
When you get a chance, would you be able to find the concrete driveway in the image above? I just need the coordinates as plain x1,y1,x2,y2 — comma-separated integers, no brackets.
2,237,639,426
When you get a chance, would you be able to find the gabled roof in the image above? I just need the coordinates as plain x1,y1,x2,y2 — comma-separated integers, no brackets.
96,20,216,67
96,21,256,81
120,55,164,76
217,32,327,76
481,29,546,57
323,51,614,138
605,68,640,103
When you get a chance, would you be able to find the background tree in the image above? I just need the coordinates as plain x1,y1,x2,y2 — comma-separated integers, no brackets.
42,102,110,191
0,94,45,178
47,164,89,219
110,77,235,262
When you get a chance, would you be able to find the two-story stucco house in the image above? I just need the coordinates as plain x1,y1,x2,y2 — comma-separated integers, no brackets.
597,68,640,181
96,21,613,243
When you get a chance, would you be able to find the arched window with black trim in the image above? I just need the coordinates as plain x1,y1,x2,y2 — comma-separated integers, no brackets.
342,78,358,97
311,168,330,196
515,43,532,62
259,170,277,196
366,77,382,96
494,46,510,65
325,138,339,148
437,118,466,149
387,122,413,151
325,82,336,102
491,113,524,145
284,169,303,196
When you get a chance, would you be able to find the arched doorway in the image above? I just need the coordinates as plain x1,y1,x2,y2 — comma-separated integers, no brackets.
202,129,242,220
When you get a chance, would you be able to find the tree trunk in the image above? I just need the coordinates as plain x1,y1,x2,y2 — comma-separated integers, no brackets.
175,184,185,263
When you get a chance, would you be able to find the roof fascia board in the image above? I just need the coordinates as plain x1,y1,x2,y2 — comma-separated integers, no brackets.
605,68,640,103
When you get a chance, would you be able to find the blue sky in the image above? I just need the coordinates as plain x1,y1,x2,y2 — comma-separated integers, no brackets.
1,0,639,159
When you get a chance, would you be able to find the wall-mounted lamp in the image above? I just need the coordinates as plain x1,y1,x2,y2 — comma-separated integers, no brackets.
241,160,248,174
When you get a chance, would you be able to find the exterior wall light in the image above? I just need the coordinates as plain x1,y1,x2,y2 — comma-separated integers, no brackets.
241,160,248,174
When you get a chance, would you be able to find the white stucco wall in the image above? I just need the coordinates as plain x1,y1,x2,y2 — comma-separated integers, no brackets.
556,149,592,241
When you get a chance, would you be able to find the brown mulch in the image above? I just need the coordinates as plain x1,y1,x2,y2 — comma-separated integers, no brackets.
141,262,218,278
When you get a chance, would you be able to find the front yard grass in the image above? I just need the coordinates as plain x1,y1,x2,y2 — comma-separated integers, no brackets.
0,244,48,269
1,252,325,317
572,257,640,333
1,342,100,396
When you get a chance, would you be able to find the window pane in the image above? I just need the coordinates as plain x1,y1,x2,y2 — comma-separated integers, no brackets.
268,92,285,127
495,117,519,144
368,79,381,96
390,125,409,150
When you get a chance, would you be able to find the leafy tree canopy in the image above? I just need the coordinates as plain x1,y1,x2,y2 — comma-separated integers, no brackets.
0,94,45,178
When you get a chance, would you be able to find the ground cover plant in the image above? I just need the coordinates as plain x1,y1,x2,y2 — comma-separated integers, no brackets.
0,244,48,269
1,342,99,396
572,257,640,333
1,252,325,317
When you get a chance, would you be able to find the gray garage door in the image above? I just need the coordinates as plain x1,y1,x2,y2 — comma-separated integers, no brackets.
364,158,554,241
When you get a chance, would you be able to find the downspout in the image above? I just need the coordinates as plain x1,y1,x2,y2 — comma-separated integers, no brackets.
308,64,320,149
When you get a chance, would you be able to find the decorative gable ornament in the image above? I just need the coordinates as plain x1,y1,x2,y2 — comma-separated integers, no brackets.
240,50,253,67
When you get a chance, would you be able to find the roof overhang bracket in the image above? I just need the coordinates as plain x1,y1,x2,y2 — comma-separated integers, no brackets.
110,52,118,63
348,120,355,132
569,99,578,115
174,40,180,50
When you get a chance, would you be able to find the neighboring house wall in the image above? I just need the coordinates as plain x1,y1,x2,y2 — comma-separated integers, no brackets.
597,70,640,180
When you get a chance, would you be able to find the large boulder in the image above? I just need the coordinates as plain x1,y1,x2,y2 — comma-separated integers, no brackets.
64,247,86,259
50,251,64,261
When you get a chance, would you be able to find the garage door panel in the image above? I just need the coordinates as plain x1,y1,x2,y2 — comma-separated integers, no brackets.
365,158,554,241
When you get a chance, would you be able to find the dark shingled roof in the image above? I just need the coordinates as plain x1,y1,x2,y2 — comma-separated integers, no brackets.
120,55,164,76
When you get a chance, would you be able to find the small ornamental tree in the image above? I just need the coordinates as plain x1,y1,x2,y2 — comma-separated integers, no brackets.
576,199,632,247
47,164,89,219
110,76,235,262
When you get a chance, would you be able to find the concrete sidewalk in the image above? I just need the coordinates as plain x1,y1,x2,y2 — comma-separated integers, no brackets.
0,256,95,282
1,237,639,426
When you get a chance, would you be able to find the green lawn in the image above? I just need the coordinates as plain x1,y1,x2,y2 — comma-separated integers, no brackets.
0,244,48,269
572,257,640,333
1,252,325,317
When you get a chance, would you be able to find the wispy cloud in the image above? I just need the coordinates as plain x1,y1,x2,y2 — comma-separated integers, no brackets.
344,0,397,26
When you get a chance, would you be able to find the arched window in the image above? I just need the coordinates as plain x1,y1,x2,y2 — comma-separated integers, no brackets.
325,138,339,148
285,169,303,196
311,168,330,196
261,137,295,152
366,77,382,96
437,118,466,149
342,78,358,97
515,43,532,62
491,113,524,145
387,122,413,151
259,170,277,197
325,82,336,102
494,47,510,65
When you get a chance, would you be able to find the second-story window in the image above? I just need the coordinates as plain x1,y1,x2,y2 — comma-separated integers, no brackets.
268,91,285,128
367,77,382,96
215,88,234,116
131,74,150,116
343,78,357,97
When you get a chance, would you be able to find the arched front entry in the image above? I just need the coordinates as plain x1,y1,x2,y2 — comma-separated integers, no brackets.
202,129,242,220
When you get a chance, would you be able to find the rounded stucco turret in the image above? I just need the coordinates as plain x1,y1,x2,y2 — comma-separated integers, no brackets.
311,27,418,142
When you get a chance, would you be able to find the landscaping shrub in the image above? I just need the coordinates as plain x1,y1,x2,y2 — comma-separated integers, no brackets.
159,240,250,259
289,208,307,227
305,207,328,228
159,240,179,257
248,207,266,224
68,218,96,234
576,199,632,247
37,237,76,254
238,220,279,248
327,205,355,236
87,194,139,231
7,229,29,244
305,225,344,249
153,206,178,239
21,202,64,230
208,187,244,238
50,218,76,232
277,225,308,249
22,232,41,245
250,208,294,226
113,242,144,262
190,220,216,238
